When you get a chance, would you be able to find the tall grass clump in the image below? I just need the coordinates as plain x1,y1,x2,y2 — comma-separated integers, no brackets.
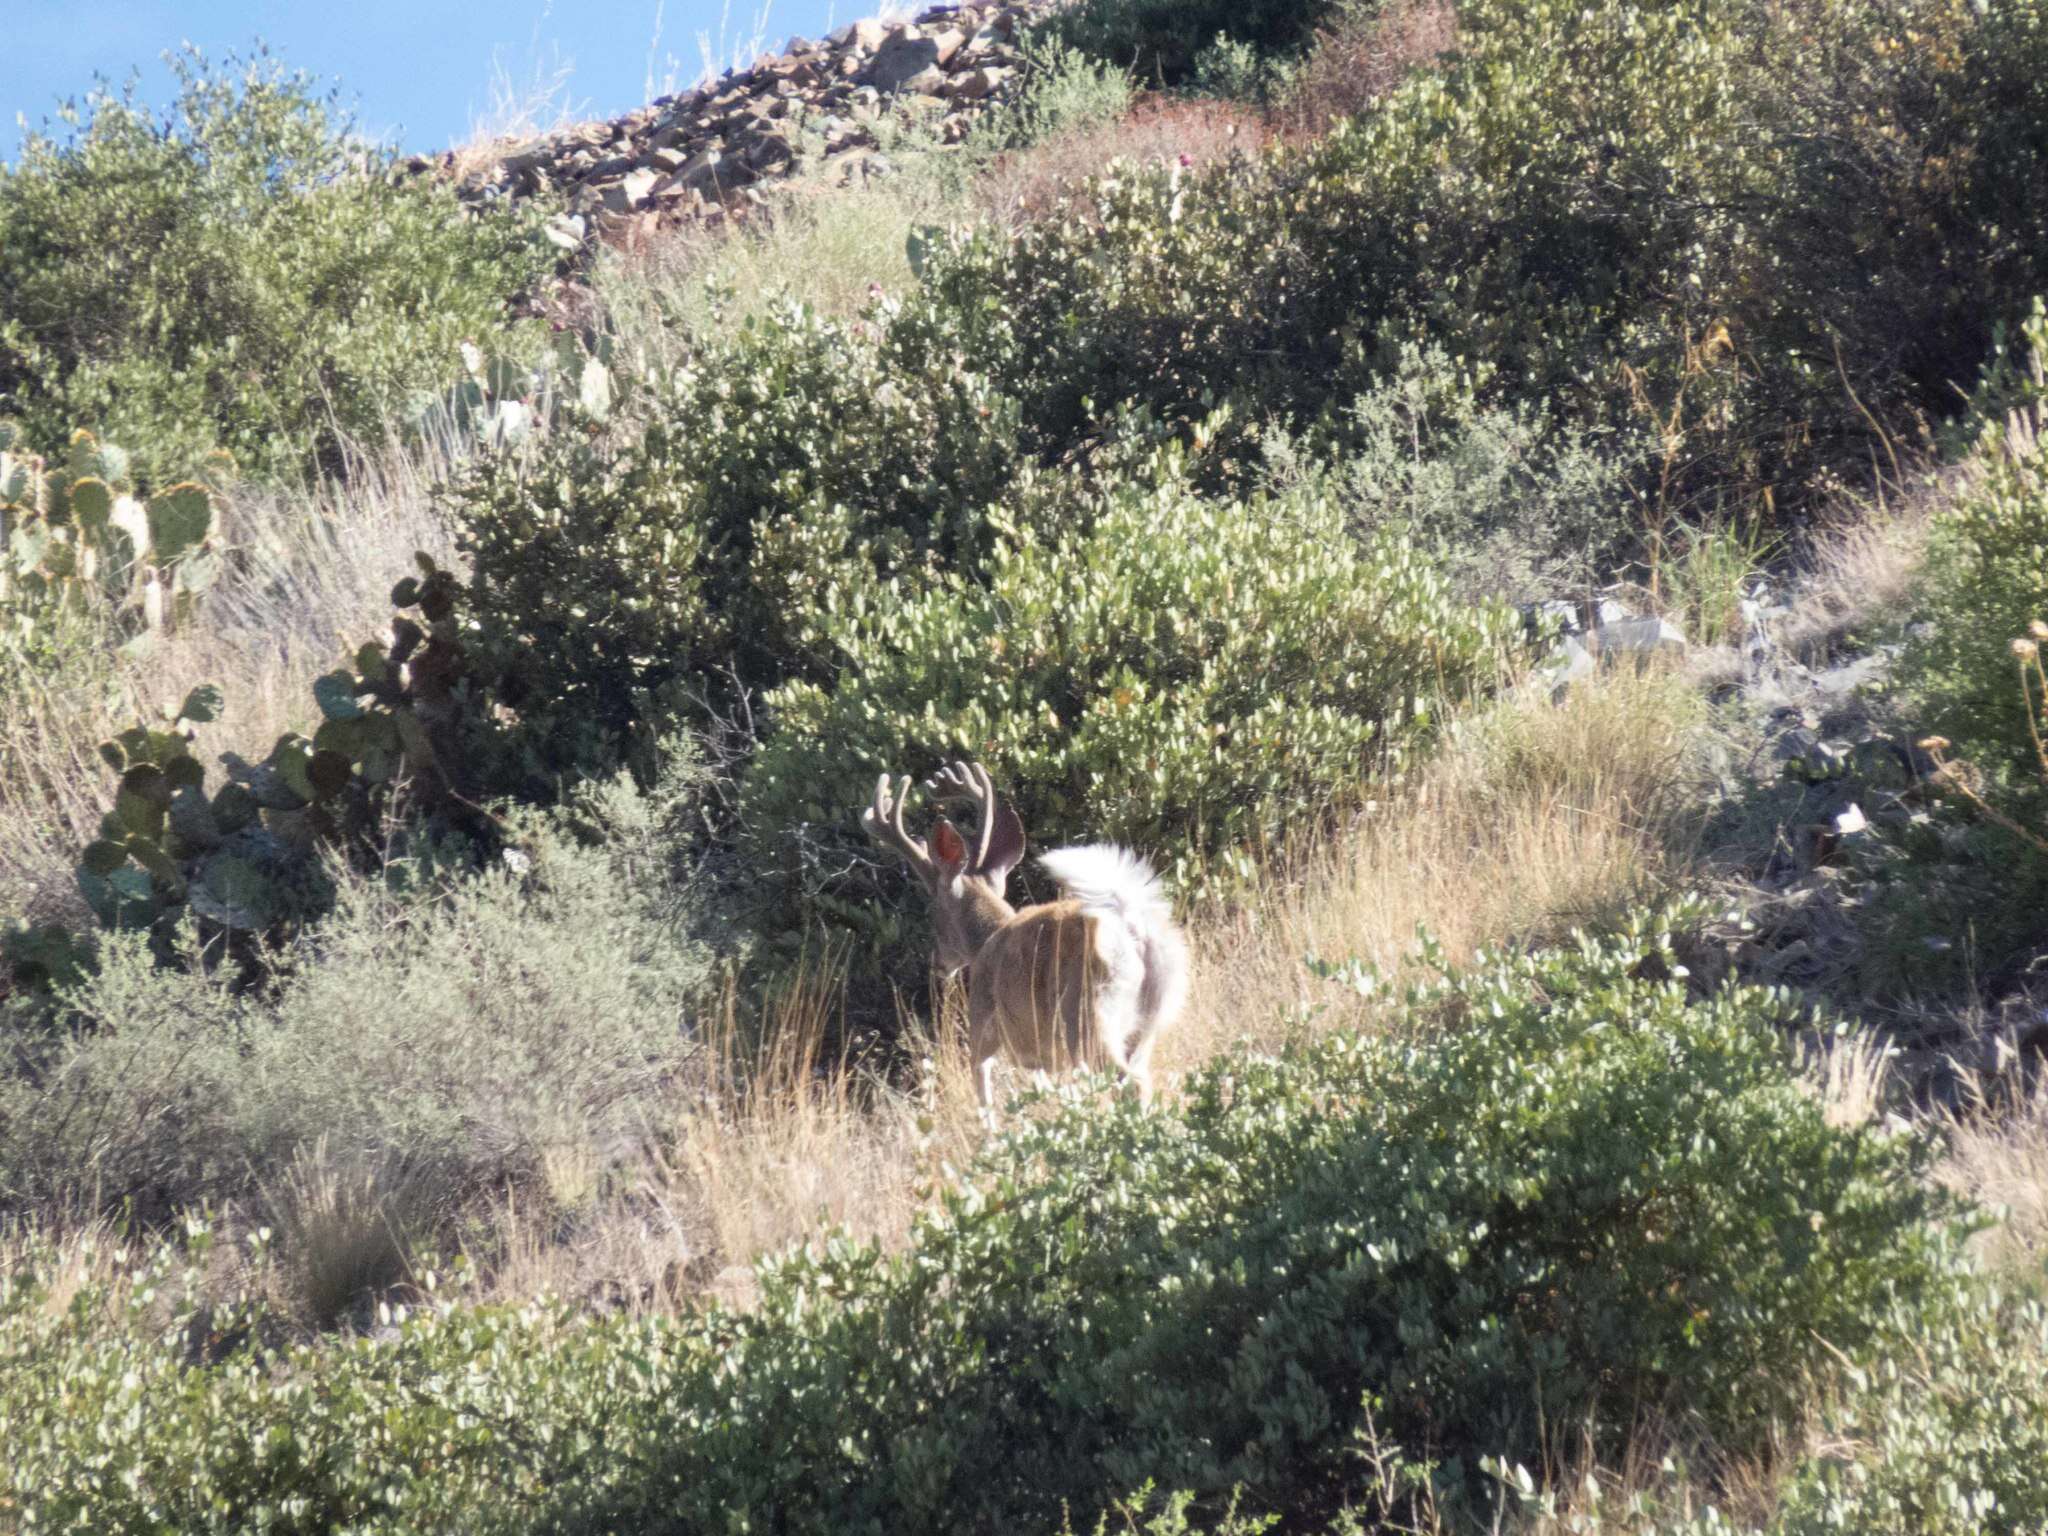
0,48,549,485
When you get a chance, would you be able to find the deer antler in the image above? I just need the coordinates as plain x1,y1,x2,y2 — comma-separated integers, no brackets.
926,760,998,871
862,772,934,877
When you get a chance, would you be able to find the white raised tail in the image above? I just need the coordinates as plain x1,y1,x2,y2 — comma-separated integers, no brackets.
1037,843,1191,1098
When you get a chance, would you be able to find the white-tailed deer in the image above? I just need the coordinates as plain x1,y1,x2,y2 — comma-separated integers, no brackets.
863,762,1190,1108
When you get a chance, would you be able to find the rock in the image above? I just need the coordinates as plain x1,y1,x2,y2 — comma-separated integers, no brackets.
945,67,999,100
1536,635,1597,700
542,212,588,251
659,147,726,197
744,129,797,173
866,34,947,93
1583,615,1688,663
436,0,1056,245
620,167,660,207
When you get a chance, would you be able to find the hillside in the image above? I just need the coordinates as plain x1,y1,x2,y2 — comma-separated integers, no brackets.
3,0,2048,1530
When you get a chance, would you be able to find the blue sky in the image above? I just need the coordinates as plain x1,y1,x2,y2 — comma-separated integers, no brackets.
7,1,850,162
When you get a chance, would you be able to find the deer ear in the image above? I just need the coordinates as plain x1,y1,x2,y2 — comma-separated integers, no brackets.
983,802,1027,882
930,817,968,873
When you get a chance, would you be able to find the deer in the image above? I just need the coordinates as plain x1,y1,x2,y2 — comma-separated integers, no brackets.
862,761,1190,1110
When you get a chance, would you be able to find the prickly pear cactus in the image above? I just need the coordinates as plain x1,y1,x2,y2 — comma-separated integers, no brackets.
77,552,501,953
0,423,230,632
77,684,335,939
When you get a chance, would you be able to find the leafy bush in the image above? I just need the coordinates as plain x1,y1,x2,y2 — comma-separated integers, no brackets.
0,919,1966,1532
0,759,712,1219
931,0,2048,514
980,34,1138,149
1042,0,1345,86
0,49,548,485
447,299,1027,781
1636,1282,2048,1536
1761,1282,2048,1536
743,460,1517,958
1261,345,1645,604
1900,299,2048,785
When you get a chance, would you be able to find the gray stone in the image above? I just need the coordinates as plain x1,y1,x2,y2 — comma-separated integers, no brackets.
867,34,946,93
620,167,660,206
542,212,587,251
1583,615,1687,662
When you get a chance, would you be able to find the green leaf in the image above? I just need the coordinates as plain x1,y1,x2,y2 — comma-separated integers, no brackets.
211,783,259,834
68,477,114,539
307,749,353,799
273,739,316,804
116,765,172,838
128,838,185,893
393,707,436,769
197,856,276,931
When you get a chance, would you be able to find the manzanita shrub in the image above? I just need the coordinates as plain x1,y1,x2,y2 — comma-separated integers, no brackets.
444,297,1030,779
742,456,1519,960
922,0,2048,512
1900,298,2048,789
1,916,1973,1533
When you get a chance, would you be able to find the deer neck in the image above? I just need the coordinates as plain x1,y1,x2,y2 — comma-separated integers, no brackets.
956,877,1018,957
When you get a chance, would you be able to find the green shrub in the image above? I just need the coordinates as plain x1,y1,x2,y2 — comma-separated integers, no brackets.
0,759,713,1218
973,34,1139,150
1631,1281,2048,1536
1261,344,1645,604
0,918,1963,1532
1042,0,1344,86
447,299,1027,780
0,49,548,485
931,0,2048,513
1762,1282,2048,1536
742,460,1517,957
1900,299,2048,784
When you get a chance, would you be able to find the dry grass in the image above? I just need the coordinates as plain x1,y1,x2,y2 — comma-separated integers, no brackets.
1167,666,1706,1070
595,84,1261,344
263,1139,430,1328
1770,489,1932,665
0,440,455,927
593,169,952,347
979,92,1267,232
1274,0,1459,142
1938,1074,2048,1279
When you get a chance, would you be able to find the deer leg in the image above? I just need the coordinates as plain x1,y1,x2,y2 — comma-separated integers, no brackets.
967,987,1002,1111
1122,1037,1157,1107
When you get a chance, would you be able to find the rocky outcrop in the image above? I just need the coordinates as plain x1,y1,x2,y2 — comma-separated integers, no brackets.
409,2,1066,251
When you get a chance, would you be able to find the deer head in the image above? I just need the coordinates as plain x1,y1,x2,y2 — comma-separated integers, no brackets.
862,760,1028,975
